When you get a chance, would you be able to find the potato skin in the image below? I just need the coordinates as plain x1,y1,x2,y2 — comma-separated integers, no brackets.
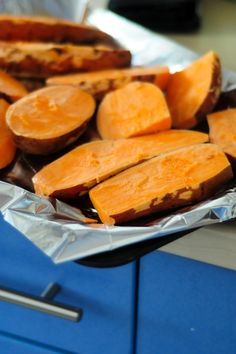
196,54,221,123
47,68,170,101
0,15,120,48
0,42,131,79
167,52,222,129
108,166,232,225
11,120,89,156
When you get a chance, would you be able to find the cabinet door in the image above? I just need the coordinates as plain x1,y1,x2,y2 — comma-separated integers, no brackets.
0,332,66,354
0,216,137,354
137,251,236,354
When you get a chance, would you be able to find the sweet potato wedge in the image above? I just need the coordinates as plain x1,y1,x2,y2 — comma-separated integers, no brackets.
97,81,171,139
6,85,95,155
0,99,16,169
0,42,131,79
32,130,208,199
46,66,170,100
89,144,232,225
0,69,28,102
207,108,236,163
0,15,119,48
167,51,221,128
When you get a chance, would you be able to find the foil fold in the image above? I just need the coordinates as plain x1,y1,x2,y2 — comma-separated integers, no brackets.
1,181,236,263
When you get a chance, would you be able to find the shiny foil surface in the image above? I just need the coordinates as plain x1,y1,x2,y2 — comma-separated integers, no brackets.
0,3,236,263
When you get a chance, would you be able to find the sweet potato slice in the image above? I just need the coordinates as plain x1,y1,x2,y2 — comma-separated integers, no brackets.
6,85,95,155
167,51,221,129
0,99,16,168
89,144,232,225
207,108,236,163
32,130,208,199
47,66,170,100
0,42,131,79
97,82,171,139
0,15,119,48
0,70,28,102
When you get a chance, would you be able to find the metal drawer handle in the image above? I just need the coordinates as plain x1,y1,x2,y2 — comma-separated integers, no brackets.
0,283,82,322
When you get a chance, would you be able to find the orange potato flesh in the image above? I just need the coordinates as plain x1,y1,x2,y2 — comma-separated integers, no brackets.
6,85,95,140
32,130,208,199
89,144,232,225
167,51,221,129
46,66,170,99
0,99,16,169
97,81,171,139
207,108,236,161
0,70,28,101
224,145,236,161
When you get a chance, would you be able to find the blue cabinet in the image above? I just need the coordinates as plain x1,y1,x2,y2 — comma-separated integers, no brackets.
0,332,67,353
137,251,236,354
0,216,137,354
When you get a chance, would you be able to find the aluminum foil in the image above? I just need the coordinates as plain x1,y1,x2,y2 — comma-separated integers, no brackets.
0,4,236,263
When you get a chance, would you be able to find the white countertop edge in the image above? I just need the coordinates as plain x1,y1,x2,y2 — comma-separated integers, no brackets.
159,220,236,271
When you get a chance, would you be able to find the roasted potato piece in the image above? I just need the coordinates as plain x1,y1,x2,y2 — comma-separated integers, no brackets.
89,144,232,225
208,108,236,164
167,51,221,128
0,99,16,168
47,66,170,100
0,41,131,79
97,82,171,139
6,85,96,155
0,69,28,102
32,130,208,199
0,15,119,48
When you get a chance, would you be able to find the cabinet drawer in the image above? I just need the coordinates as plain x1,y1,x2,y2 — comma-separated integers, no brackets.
137,251,236,354
0,216,137,354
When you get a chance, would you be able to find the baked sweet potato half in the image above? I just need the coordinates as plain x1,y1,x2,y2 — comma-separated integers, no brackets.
89,144,232,225
47,66,170,100
97,81,171,139
207,108,236,164
0,15,119,48
0,69,28,102
167,51,221,129
6,85,95,155
0,99,16,169
32,130,208,199
0,42,131,79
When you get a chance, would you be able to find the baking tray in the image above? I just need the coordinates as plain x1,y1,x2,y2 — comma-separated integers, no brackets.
0,7,236,267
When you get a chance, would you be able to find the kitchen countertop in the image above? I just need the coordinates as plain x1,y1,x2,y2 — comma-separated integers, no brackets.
168,0,236,71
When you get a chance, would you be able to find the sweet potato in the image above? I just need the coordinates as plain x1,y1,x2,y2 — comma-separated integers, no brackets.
89,144,232,225
6,85,95,155
0,69,28,102
0,42,131,79
0,99,16,168
97,82,171,139
0,15,119,48
167,51,221,129
207,108,236,163
46,66,170,100
32,130,208,199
